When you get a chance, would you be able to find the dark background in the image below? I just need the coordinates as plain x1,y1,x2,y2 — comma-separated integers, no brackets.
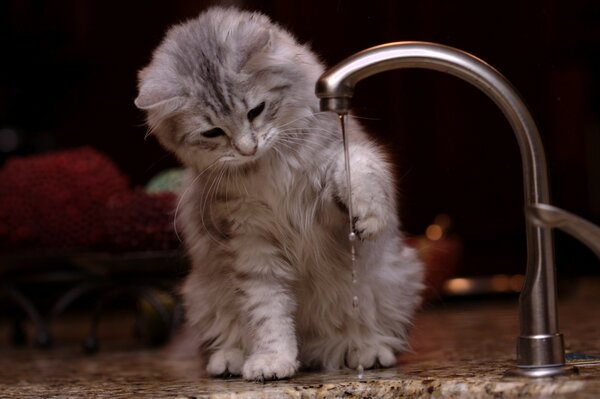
1,0,598,277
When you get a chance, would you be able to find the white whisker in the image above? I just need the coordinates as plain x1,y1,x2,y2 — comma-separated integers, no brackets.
348,114,383,122
279,127,339,135
224,168,231,213
274,139,304,157
173,159,221,243
279,134,338,146
276,136,336,153
200,166,229,249
273,111,331,130
208,168,228,243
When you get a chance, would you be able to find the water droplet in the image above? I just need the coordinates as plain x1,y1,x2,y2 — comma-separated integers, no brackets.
348,231,357,241
352,295,359,308
357,364,364,380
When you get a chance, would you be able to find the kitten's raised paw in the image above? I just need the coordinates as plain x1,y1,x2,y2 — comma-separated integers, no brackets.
207,348,244,377
351,188,389,240
354,213,386,240
242,353,299,382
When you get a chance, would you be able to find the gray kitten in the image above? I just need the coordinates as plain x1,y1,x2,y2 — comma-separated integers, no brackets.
135,7,423,381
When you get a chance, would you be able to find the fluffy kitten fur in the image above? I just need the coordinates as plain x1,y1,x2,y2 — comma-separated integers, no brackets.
135,7,423,381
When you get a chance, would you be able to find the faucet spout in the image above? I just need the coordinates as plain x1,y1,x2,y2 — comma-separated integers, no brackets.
316,41,574,376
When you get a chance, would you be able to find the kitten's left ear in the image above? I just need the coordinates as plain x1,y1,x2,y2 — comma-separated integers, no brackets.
249,28,272,54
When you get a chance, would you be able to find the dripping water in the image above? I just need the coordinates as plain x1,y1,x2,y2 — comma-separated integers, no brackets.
339,114,364,379
339,113,358,308
357,364,365,380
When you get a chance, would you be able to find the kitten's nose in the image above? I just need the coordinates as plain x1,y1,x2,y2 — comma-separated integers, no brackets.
233,136,258,156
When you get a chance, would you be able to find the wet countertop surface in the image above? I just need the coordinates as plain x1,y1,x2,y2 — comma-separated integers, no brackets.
1,278,599,398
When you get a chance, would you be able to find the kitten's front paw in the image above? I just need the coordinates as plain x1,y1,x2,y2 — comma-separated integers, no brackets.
353,198,387,240
242,353,299,382
207,348,244,377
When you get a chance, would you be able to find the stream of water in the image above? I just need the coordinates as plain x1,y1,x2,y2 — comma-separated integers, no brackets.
338,114,364,380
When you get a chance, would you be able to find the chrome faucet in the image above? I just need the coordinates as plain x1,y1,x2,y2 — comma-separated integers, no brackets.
316,41,600,377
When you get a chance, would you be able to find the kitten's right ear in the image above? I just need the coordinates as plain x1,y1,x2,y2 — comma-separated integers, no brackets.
134,83,185,111
135,67,185,111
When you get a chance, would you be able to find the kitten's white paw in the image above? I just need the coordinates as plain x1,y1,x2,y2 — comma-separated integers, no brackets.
242,353,299,381
354,212,386,240
207,348,245,377
349,179,388,240
346,345,397,369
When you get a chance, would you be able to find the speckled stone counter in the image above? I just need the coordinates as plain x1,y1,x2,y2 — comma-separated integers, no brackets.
1,278,599,398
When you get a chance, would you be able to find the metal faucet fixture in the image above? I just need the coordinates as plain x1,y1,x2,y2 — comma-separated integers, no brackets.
316,41,600,377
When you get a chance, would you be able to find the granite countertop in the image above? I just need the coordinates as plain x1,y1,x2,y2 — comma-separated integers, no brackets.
1,278,599,398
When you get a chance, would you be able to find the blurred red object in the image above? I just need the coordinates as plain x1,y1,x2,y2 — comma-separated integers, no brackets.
104,189,179,252
0,147,178,252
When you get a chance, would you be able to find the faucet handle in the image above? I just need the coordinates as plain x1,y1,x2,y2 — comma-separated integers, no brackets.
528,203,600,260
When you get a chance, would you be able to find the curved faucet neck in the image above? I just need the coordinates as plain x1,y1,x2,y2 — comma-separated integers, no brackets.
316,41,567,373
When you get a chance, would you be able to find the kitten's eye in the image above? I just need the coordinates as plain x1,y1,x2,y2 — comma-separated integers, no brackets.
201,127,225,138
247,102,265,122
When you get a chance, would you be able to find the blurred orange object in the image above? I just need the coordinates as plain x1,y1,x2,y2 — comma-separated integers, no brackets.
407,214,463,302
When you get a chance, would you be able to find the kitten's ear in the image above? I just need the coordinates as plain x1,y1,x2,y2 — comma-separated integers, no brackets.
248,28,272,54
134,83,185,110
135,68,185,111
238,28,272,70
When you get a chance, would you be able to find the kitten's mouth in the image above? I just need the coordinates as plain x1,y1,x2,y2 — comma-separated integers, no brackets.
219,153,260,167
219,137,273,167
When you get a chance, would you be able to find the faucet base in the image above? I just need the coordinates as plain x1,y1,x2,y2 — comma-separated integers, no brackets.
505,365,578,378
517,333,566,368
